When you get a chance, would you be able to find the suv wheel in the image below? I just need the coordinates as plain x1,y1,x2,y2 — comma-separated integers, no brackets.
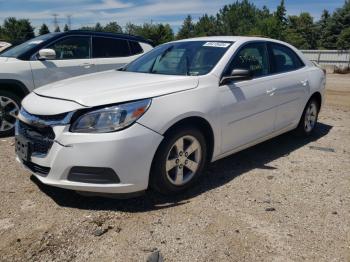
0,91,20,137
150,127,207,195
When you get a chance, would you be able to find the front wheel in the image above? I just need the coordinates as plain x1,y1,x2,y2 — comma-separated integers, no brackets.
295,98,320,136
0,91,21,137
150,127,207,195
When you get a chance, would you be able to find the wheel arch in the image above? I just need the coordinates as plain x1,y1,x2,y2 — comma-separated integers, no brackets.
161,116,215,163
0,79,30,100
309,91,322,110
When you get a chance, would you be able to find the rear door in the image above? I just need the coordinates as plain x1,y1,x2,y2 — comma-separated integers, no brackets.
91,37,142,72
219,42,277,152
30,36,93,87
267,42,309,131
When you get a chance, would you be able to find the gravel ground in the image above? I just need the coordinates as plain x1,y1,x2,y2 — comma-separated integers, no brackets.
0,74,349,262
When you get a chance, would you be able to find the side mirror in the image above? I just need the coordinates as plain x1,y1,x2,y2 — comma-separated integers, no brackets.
38,48,56,60
220,69,253,85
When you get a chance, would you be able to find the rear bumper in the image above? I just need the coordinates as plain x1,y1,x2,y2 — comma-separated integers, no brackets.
17,123,163,194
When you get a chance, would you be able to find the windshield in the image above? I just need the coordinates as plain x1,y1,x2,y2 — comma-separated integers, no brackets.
124,41,233,76
0,33,57,58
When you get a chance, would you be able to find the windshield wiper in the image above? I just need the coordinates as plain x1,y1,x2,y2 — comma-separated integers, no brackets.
117,66,126,71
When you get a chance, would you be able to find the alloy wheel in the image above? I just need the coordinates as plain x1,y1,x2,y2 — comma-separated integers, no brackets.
165,135,202,186
304,102,317,133
0,96,19,132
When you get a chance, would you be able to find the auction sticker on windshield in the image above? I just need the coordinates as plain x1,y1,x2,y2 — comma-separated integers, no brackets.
203,42,231,48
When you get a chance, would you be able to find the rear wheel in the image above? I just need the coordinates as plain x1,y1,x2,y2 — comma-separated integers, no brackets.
0,91,20,137
150,127,207,195
295,98,319,136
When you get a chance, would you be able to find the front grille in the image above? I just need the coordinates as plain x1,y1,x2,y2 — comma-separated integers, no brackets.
31,112,71,122
19,108,72,126
23,161,50,176
17,120,55,156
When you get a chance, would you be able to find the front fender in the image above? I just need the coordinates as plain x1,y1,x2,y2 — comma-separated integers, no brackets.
0,59,34,91
137,85,222,161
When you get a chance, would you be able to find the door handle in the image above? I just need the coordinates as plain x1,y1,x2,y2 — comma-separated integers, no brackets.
266,88,276,96
300,79,309,87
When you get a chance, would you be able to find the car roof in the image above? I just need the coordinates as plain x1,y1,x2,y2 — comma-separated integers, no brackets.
57,30,153,45
173,36,289,45
171,36,303,54
172,36,311,67
9,30,153,60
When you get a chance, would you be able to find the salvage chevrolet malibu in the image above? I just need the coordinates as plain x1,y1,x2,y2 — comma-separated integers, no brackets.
15,36,325,195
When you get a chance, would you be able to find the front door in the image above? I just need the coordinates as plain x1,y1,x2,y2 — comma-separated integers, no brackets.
219,42,277,153
30,36,93,88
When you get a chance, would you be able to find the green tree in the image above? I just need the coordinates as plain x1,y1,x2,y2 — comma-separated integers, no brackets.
238,5,280,38
321,19,339,49
94,22,103,32
194,14,219,36
318,1,350,49
337,27,350,49
63,24,69,32
284,28,307,48
127,23,173,45
80,22,107,32
216,0,260,35
255,15,280,38
317,10,332,48
274,0,287,39
1,17,35,44
39,23,50,35
177,15,195,39
54,26,61,32
284,13,318,49
154,24,174,45
275,0,287,26
124,22,139,35
335,0,350,49
2,0,346,50
79,25,95,31
261,5,270,18
104,22,122,33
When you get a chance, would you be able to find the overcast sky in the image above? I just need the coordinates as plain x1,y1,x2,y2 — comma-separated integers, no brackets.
0,0,345,32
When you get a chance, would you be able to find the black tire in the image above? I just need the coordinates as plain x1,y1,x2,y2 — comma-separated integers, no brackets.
295,98,320,136
150,126,208,195
0,90,21,138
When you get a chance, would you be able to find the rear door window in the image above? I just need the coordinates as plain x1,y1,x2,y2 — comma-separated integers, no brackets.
129,41,143,55
92,37,131,58
269,43,304,73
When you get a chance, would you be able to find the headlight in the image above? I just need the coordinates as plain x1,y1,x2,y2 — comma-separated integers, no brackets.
70,99,151,133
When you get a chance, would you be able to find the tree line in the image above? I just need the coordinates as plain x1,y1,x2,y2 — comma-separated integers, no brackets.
0,0,349,49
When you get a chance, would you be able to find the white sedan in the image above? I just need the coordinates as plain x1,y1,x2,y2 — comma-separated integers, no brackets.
15,36,326,196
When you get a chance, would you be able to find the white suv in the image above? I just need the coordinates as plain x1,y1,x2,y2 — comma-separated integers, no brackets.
0,41,11,52
16,36,325,196
0,31,153,136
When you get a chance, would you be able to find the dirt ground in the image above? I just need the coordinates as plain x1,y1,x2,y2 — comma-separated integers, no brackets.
0,74,349,262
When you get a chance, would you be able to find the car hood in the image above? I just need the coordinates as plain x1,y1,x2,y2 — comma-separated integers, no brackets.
34,70,199,107
0,57,20,62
